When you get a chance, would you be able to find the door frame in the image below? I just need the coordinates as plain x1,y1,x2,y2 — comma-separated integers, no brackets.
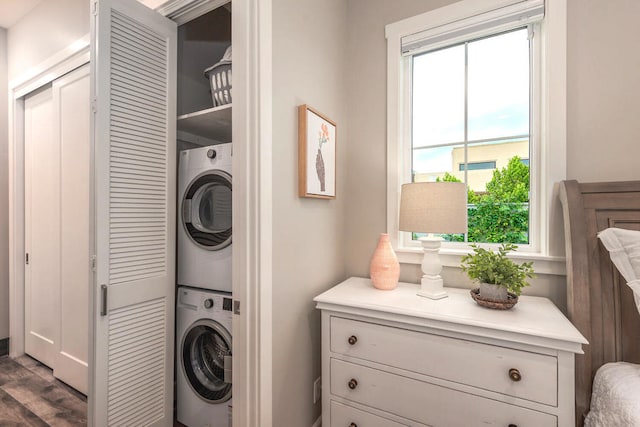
8,35,90,359
229,1,273,426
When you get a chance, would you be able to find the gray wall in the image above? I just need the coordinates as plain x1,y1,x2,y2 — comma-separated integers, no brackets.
7,0,88,81
344,0,460,296
271,0,348,424
0,28,9,340
566,0,640,181
343,0,640,314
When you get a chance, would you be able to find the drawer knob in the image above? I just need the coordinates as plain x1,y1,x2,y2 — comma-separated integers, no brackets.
508,424,518,427
349,424,358,427
348,335,358,345
509,368,522,382
348,378,358,390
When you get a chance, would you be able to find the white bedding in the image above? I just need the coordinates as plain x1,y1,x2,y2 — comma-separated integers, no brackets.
598,227,640,316
584,362,640,427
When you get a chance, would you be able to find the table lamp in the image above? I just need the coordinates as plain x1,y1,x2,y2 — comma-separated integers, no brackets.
399,182,467,299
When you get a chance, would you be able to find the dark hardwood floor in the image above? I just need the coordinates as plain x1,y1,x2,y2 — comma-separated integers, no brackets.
0,355,87,426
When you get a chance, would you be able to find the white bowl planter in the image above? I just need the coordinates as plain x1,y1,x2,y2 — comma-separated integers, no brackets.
479,282,508,301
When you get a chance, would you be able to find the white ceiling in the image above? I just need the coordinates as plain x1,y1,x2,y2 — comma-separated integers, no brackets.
0,0,44,29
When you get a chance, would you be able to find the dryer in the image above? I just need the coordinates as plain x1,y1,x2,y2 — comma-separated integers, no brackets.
176,286,232,427
178,144,232,292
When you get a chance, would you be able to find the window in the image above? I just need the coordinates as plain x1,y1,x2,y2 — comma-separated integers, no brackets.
459,161,497,172
412,27,532,245
386,0,568,273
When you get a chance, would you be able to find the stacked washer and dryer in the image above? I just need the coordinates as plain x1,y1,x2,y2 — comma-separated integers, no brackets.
176,144,233,427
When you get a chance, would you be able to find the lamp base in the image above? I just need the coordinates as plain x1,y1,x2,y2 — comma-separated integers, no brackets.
417,235,448,300
417,275,448,300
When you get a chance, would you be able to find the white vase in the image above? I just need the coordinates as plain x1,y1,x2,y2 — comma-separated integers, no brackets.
479,282,508,300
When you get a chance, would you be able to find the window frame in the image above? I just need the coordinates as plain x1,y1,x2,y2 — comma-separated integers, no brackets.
385,0,567,275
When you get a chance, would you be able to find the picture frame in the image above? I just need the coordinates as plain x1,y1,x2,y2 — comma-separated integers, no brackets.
298,104,337,199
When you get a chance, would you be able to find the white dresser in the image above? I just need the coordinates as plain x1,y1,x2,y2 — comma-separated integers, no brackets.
314,277,587,427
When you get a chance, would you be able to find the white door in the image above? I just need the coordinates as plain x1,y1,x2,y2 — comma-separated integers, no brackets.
24,85,59,369
55,64,91,395
24,65,91,394
90,0,177,425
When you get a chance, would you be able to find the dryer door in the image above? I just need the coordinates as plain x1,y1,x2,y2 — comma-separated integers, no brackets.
181,319,232,403
182,170,232,250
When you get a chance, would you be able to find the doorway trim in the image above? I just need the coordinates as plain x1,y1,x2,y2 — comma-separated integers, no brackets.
229,1,273,426
8,35,90,358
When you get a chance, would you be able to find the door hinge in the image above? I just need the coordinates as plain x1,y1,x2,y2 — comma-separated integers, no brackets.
92,1,98,16
90,255,96,272
91,98,97,113
25,253,29,265
233,300,240,315
100,284,108,316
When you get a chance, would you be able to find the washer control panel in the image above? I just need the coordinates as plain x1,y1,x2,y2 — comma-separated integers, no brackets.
178,287,233,320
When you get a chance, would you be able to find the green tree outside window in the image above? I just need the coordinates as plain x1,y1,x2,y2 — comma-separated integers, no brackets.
437,156,529,244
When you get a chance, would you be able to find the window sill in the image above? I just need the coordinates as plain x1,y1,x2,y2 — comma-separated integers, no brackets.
396,247,566,276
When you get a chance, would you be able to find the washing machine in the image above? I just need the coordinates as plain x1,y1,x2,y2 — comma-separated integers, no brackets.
178,144,232,292
177,286,233,427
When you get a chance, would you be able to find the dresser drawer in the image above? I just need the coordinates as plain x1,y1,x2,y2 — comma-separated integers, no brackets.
331,359,557,426
331,316,557,406
331,400,410,427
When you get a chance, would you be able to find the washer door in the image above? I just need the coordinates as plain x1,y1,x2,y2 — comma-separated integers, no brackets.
182,170,232,250
182,319,232,403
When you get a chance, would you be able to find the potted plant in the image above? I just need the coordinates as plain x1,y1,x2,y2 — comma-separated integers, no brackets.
460,243,535,303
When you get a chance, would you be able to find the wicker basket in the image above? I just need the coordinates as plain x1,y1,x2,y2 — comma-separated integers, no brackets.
470,288,519,310
204,46,232,107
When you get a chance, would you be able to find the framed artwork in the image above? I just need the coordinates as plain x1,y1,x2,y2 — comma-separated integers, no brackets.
298,104,337,199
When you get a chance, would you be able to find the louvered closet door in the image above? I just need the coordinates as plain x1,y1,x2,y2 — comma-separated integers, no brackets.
91,1,176,425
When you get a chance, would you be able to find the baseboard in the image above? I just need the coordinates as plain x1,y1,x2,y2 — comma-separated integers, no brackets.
312,415,321,427
0,338,9,356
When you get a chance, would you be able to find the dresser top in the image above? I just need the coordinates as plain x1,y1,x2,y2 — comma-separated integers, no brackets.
314,277,587,353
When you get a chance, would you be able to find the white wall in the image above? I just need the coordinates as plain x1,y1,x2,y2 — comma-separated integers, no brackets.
271,0,348,424
0,28,9,340
7,0,88,82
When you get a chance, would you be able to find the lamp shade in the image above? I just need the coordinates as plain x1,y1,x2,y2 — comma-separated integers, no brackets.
399,182,467,234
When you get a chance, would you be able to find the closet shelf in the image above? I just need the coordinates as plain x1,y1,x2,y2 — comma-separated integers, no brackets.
177,104,232,142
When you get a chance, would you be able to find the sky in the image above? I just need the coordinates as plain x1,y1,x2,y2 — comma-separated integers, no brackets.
411,28,530,174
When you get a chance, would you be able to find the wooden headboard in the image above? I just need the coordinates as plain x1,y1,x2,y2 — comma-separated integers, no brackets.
559,180,640,426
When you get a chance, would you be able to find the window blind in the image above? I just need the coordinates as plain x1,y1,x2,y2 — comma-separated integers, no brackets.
401,0,544,56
